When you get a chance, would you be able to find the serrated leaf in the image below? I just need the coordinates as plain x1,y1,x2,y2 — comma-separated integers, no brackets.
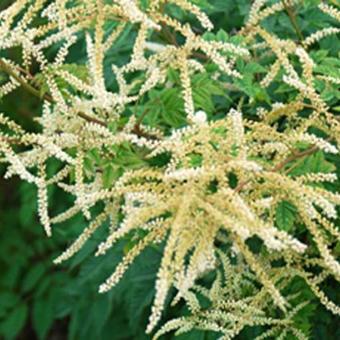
58,64,89,82
114,146,146,169
216,29,229,42
244,62,267,74
22,263,46,292
158,88,186,127
288,151,336,176
189,153,203,167
192,74,225,114
0,292,19,318
91,294,112,337
102,164,122,188
334,241,340,257
0,303,28,340
32,298,54,340
276,201,297,232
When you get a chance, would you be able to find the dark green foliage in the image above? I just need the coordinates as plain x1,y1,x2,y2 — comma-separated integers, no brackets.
1,142,338,339
0,0,339,339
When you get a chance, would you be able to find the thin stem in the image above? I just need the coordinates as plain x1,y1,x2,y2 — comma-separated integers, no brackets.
0,58,158,137
135,107,150,127
132,108,159,139
0,59,108,128
0,59,45,100
282,0,304,43
271,145,319,172
234,144,320,193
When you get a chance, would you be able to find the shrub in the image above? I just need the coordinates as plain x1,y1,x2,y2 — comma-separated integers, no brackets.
0,0,339,339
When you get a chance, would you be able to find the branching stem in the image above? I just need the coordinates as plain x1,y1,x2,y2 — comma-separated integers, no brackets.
282,0,304,43
0,59,153,134
235,145,320,192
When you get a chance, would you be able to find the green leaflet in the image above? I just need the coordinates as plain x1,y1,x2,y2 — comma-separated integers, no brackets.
0,303,28,340
275,201,298,232
32,297,55,340
288,151,336,176
22,263,46,293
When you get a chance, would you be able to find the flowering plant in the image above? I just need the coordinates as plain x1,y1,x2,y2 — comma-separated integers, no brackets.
0,1,339,338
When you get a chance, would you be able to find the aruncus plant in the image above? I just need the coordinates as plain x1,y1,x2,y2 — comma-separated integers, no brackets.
0,0,339,338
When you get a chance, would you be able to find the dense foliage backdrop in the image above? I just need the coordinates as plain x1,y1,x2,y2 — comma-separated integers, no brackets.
0,0,339,339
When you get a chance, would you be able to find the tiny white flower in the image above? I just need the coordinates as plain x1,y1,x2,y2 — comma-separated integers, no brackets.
192,110,207,125
145,41,167,53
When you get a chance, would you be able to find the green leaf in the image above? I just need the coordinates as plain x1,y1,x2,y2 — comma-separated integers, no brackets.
89,294,112,337
191,0,213,11
216,29,229,42
276,201,297,232
244,62,267,74
114,145,146,169
176,329,209,340
0,303,28,340
160,88,186,127
102,164,122,188
189,153,203,167
289,151,336,176
192,74,225,114
22,263,46,292
32,298,54,340
0,292,19,318
68,304,85,340
58,64,89,82
334,241,340,257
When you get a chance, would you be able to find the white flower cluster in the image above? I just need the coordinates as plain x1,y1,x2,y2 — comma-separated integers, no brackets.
319,3,340,22
1,1,340,337
164,167,205,181
298,133,338,154
304,27,340,47
192,110,207,125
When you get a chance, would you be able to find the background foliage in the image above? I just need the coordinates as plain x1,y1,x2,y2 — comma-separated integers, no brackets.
0,0,339,339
